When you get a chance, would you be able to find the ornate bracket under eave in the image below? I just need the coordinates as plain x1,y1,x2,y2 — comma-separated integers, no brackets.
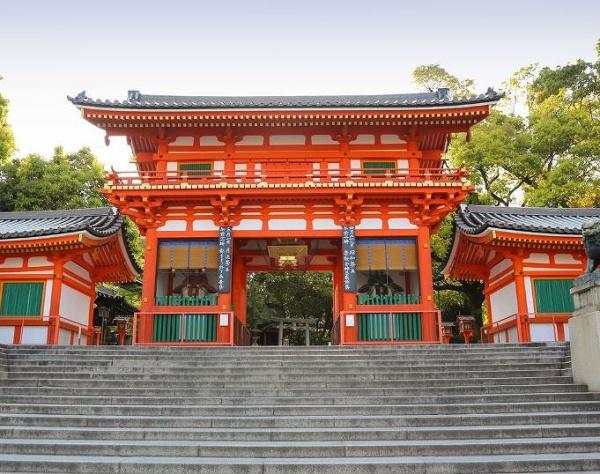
107,195,165,235
210,195,240,227
334,193,364,226
408,190,470,232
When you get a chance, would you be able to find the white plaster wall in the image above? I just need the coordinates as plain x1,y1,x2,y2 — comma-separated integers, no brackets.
397,160,409,173
192,220,219,231
388,218,417,230
524,253,550,264
268,219,307,231
524,276,535,314
489,282,518,322
58,329,72,346
167,162,178,171
199,136,224,146
28,256,50,267
312,219,340,230
59,284,91,326
64,262,90,283
0,327,14,344
269,135,305,145
490,259,512,279
564,324,570,341
356,218,383,230
350,134,375,144
158,220,187,232
235,219,263,231
21,326,47,344
0,258,23,268
237,135,264,145
380,134,406,144
555,253,580,265
507,327,518,343
311,135,337,145
42,280,53,316
530,323,557,342
169,136,194,146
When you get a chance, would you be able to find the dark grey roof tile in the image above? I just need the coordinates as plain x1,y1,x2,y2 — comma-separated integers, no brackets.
455,204,600,235
68,89,504,110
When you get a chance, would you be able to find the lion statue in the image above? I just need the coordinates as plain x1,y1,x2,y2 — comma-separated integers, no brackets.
583,218,600,273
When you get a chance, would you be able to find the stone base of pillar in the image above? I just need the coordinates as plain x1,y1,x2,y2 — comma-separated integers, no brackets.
569,272,600,391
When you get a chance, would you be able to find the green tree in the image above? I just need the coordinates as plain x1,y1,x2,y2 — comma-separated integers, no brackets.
0,146,105,212
0,76,16,164
247,272,333,344
413,39,600,328
412,64,475,96
450,40,600,208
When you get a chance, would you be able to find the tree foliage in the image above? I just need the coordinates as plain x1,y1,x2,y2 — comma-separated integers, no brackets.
413,39,600,326
247,272,333,344
0,76,16,164
449,40,600,208
412,64,475,96
0,146,105,212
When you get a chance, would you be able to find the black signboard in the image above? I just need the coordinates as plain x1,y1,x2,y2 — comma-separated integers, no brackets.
342,225,356,292
217,226,233,293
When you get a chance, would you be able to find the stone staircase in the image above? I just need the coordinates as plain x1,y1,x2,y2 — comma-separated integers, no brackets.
0,343,599,473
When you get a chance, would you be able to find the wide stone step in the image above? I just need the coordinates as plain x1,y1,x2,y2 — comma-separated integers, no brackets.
2,375,576,388
4,368,572,381
2,423,600,441
0,451,598,473
6,361,571,374
2,411,599,429
1,392,597,406
2,436,600,458
2,401,600,417
0,382,588,397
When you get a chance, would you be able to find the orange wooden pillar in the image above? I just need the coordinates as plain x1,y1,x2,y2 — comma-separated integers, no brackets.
231,245,247,325
140,227,159,344
512,256,531,343
417,225,436,342
47,258,64,345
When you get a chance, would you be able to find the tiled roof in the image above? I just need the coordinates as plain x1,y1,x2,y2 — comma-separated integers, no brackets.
0,207,141,274
68,88,503,110
0,207,123,240
455,204,600,236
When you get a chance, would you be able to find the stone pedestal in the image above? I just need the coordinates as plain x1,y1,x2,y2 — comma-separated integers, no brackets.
569,272,600,391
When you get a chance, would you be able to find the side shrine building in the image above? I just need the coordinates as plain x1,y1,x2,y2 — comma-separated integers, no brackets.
69,88,502,345
444,205,600,344
0,208,139,345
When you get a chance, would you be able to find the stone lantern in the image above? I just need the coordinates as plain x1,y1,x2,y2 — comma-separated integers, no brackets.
456,316,476,344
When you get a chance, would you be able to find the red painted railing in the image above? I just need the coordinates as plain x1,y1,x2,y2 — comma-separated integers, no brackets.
106,167,468,187
480,312,571,343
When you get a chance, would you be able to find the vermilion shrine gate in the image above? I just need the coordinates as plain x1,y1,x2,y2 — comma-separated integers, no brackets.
70,88,502,345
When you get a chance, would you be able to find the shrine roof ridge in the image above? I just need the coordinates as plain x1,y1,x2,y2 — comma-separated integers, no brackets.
0,207,122,239
455,204,600,236
68,88,504,110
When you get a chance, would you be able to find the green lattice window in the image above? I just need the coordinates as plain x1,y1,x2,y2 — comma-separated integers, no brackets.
179,162,212,176
534,279,574,314
0,282,44,317
363,161,396,175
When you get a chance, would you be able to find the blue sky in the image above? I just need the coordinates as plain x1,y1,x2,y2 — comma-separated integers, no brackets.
1,0,598,169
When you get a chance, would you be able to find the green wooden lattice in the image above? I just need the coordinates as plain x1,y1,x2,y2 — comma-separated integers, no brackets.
534,279,574,313
358,312,422,341
180,163,212,176
153,314,217,342
0,282,43,317
363,161,396,175
155,294,218,306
